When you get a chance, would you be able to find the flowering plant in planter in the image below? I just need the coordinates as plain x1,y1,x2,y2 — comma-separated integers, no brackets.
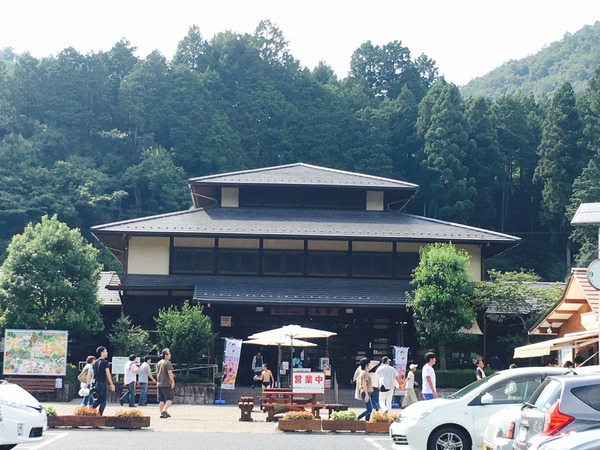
73,406,99,416
369,411,397,423
114,408,143,418
282,410,316,420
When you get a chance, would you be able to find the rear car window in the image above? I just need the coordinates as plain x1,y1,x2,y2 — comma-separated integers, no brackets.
530,379,561,410
571,384,600,411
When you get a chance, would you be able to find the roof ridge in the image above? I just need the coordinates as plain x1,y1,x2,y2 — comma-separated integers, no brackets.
188,162,419,188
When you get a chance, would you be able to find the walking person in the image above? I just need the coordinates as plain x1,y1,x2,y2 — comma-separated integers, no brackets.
475,358,486,380
260,363,274,391
119,354,139,407
376,356,401,413
79,355,95,406
156,348,175,418
400,364,419,408
356,358,374,421
251,352,263,389
421,352,438,400
368,360,382,411
89,346,116,415
138,356,156,406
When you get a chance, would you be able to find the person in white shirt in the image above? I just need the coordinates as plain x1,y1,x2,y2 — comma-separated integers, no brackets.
421,352,438,400
119,354,139,407
400,363,419,407
376,356,401,412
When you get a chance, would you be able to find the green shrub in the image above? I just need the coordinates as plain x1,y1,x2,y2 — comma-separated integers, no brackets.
330,410,357,421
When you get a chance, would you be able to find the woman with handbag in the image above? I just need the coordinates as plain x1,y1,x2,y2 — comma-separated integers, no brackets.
79,355,95,406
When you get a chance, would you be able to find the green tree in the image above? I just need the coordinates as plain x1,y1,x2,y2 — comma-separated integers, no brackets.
123,147,189,215
474,270,561,346
534,82,586,228
416,79,477,222
407,243,475,370
154,301,215,373
107,314,152,356
464,96,502,228
0,215,103,339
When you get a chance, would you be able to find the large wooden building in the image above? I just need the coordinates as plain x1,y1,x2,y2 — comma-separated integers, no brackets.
91,163,520,382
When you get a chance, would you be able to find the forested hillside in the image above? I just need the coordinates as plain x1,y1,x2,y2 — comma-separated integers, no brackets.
1,21,599,280
461,21,600,98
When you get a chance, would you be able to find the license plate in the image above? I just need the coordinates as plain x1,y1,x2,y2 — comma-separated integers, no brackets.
482,444,487,450
517,425,527,443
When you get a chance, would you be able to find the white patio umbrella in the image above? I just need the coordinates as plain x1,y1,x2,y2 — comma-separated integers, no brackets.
243,337,317,387
248,325,337,387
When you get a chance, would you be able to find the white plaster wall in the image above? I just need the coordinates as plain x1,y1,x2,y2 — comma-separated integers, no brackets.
308,240,349,251
366,191,384,211
352,241,393,252
221,187,239,207
128,236,170,274
173,237,215,248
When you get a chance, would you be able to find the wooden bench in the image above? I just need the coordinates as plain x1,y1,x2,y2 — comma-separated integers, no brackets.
325,404,348,416
117,381,158,404
4,377,57,399
263,402,325,422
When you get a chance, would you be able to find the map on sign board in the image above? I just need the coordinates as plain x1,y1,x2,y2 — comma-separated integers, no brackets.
3,329,68,376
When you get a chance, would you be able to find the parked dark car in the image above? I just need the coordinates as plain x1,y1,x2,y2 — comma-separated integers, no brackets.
513,374,600,450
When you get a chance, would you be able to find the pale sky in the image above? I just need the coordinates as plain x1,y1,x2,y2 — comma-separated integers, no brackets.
1,1,599,85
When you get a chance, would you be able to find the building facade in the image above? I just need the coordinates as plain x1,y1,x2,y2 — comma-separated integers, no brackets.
92,163,520,383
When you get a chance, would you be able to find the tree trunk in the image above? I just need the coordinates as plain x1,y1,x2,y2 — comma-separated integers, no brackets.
438,343,447,371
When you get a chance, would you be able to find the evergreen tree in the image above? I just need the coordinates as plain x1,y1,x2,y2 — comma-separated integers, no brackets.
416,79,476,222
534,82,586,228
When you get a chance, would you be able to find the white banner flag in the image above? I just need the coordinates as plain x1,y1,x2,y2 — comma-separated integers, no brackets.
221,338,242,390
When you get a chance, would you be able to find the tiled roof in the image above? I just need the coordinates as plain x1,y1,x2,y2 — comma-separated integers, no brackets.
98,271,121,307
529,268,599,335
91,207,519,246
108,274,411,308
188,163,419,189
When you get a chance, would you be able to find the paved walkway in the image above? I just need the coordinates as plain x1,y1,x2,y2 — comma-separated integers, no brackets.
45,398,365,434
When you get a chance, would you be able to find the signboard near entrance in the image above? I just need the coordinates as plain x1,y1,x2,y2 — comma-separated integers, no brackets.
292,371,325,394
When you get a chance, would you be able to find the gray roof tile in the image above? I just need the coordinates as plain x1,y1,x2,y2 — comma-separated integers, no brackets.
92,207,519,245
189,163,419,189
109,274,410,308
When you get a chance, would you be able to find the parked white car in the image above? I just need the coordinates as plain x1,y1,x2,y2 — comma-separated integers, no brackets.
389,366,570,450
0,380,47,449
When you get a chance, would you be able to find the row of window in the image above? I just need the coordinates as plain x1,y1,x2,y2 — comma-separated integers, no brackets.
171,248,419,279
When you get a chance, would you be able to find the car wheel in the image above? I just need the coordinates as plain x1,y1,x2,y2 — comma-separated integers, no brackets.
427,426,470,450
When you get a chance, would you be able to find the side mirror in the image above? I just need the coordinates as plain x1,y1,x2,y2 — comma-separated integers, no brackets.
481,392,493,405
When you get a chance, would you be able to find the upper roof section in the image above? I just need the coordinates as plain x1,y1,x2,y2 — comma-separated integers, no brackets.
189,163,420,189
91,207,521,263
188,163,419,211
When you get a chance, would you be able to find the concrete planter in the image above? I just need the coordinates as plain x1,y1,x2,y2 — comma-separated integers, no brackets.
321,420,365,432
278,419,322,432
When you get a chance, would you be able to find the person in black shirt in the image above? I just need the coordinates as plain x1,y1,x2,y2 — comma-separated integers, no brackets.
90,346,116,415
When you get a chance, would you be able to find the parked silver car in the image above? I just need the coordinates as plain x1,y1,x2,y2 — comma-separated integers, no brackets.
484,365,600,450
513,374,600,450
531,424,600,450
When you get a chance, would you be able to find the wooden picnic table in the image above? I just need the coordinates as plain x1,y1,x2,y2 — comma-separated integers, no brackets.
261,389,325,422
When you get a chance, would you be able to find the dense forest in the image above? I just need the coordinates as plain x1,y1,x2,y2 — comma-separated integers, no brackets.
1,21,600,280
462,21,600,98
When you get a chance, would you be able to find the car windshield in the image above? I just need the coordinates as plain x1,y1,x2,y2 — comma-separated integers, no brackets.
446,372,502,399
